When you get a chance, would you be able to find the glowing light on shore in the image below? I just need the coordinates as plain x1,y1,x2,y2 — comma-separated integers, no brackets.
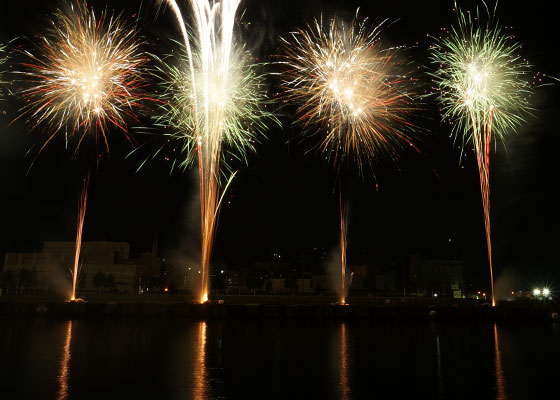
429,3,534,307
159,0,277,304
281,13,418,304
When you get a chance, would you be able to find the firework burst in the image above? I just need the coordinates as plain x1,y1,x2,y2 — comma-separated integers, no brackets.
430,3,534,307
151,41,275,174
281,14,419,304
280,15,418,173
430,4,533,143
17,1,148,156
158,0,278,303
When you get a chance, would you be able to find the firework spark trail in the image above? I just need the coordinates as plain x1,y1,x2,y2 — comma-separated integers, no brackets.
70,174,88,302
281,14,418,304
17,1,148,157
0,42,13,100
161,0,277,303
0,43,7,99
430,3,533,306
339,188,348,304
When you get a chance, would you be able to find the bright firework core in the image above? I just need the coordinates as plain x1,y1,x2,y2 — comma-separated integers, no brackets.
327,64,365,118
70,58,104,113
464,62,492,108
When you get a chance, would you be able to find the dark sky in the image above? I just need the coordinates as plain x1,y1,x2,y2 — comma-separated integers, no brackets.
0,0,558,290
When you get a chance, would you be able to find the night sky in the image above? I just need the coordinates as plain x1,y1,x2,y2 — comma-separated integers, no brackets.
0,0,558,291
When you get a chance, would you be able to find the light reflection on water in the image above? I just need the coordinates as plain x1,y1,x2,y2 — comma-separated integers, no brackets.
0,318,559,400
431,322,445,400
339,322,350,400
494,323,507,400
57,320,72,400
194,321,209,400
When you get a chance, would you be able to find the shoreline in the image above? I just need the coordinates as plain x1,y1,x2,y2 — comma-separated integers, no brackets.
1,298,558,321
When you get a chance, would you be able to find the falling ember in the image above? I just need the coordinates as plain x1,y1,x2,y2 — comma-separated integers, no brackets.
280,13,419,304
70,174,88,302
429,3,534,307
159,0,277,304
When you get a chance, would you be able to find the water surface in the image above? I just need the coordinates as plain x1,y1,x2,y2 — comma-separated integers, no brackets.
1,317,558,399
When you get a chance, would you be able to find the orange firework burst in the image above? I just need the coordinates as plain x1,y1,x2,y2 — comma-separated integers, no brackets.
17,1,148,156
280,14,419,172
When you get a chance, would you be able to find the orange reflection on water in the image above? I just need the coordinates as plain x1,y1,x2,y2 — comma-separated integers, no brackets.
340,322,350,400
193,321,209,400
493,323,507,400
57,320,73,400
339,190,348,306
